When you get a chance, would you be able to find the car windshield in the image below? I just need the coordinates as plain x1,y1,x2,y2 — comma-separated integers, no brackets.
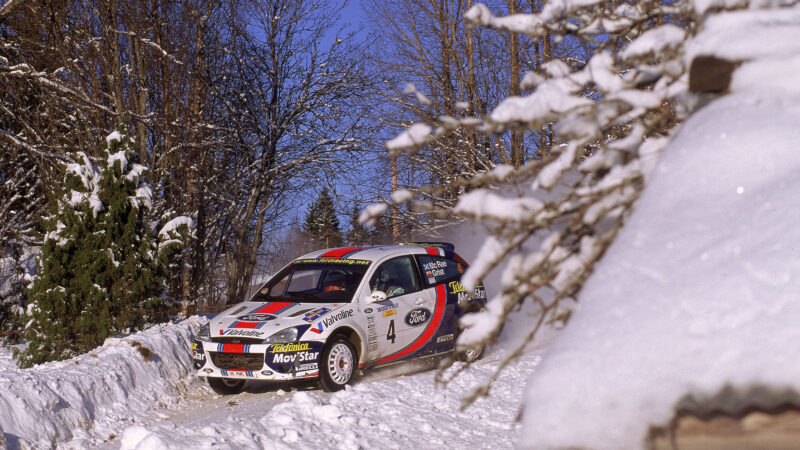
250,261,370,303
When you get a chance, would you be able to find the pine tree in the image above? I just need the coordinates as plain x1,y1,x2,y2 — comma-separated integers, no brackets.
345,205,370,246
17,126,174,367
303,188,342,248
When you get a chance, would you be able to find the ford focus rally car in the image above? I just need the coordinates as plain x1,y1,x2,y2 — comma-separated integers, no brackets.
192,242,487,394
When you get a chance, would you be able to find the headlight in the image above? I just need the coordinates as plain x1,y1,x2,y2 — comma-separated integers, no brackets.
196,323,211,342
262,327,299,344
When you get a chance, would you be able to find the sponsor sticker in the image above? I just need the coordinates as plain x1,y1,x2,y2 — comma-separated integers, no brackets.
302,307,330,323
264,341,324,374
237,313,276,322
293,258,370,265
269,342,311,353
364,308,373,314
367,315,378,351
437,334,454,343
448,280,466,294
191,340,206,368
457,286,488,304
381,309,396,317
376,301,398,313
271,350,319,364
404,308,432,327
221,329,264,337
310,308,354,334
296,363,318,372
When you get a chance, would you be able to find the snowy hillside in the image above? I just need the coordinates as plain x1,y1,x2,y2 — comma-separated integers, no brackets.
520,6,800,449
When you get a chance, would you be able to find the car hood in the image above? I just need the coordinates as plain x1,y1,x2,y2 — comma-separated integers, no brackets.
209,301,348,340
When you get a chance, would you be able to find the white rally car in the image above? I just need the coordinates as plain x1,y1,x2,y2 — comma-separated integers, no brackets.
192,242,487,394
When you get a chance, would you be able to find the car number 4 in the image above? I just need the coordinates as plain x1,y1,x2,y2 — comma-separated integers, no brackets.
386,319,396,344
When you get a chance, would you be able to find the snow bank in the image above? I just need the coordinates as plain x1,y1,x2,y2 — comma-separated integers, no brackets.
0,317,206,447
520,6,800,449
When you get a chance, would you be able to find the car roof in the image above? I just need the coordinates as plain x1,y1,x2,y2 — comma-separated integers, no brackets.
295,242,457,263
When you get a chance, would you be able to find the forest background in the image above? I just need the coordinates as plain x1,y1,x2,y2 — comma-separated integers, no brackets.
0,0,572,316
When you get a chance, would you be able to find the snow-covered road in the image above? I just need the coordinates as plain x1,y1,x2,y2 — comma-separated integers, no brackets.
112,344,546,449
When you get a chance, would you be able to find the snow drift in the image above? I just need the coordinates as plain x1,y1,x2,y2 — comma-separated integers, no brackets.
520,6,800,449
0,317,204,448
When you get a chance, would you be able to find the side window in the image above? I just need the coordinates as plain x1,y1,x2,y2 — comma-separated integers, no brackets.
369,256,420,298
417,255,463,286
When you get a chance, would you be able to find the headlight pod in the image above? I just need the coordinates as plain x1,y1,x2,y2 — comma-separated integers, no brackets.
196,323,211,342
262,327,299,344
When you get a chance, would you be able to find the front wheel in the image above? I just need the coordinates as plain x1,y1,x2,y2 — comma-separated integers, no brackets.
318,336,357,392
208,377,246,395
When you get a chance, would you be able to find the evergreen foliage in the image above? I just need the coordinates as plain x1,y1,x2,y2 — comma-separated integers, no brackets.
345,206,370,246
16,127,182,367
303,188,342,248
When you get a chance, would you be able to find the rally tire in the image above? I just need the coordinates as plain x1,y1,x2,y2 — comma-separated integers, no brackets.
318,335,357,392
459,344,484,363
208,377,246,395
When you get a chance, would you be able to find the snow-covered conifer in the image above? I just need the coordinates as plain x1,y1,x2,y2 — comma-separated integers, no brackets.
17,126,181,366
303,188,343,248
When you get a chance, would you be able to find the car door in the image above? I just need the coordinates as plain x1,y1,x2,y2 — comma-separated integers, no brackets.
362,255,436,362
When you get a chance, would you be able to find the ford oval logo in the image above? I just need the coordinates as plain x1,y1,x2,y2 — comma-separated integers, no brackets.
404,308,431,327
237,313,276,322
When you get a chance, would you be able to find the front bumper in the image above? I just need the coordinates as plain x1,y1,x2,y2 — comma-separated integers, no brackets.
192,340,323,380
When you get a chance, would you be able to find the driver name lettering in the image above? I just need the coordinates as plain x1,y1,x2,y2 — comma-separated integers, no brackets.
422,260,448,271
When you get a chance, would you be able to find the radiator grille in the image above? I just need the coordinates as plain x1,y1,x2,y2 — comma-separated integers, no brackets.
210,352,263,370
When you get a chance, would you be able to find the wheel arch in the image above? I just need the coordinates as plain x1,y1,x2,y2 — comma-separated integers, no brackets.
328,326,364,364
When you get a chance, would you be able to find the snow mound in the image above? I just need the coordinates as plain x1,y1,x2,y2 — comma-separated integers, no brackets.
0,317,206,448
520,6,800,449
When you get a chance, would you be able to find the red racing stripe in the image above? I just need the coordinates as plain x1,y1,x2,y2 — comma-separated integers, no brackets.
221,343,245,353
320,247,364,259
252,302,292,314
233,322,259,329
371,284,446,365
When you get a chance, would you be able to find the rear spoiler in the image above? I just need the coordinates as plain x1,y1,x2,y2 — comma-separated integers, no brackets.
400,241,455,252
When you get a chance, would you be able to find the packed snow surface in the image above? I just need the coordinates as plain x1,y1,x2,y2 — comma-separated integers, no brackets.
520,6,800,449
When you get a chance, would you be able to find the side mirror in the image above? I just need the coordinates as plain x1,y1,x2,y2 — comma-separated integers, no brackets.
369,291,387,303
